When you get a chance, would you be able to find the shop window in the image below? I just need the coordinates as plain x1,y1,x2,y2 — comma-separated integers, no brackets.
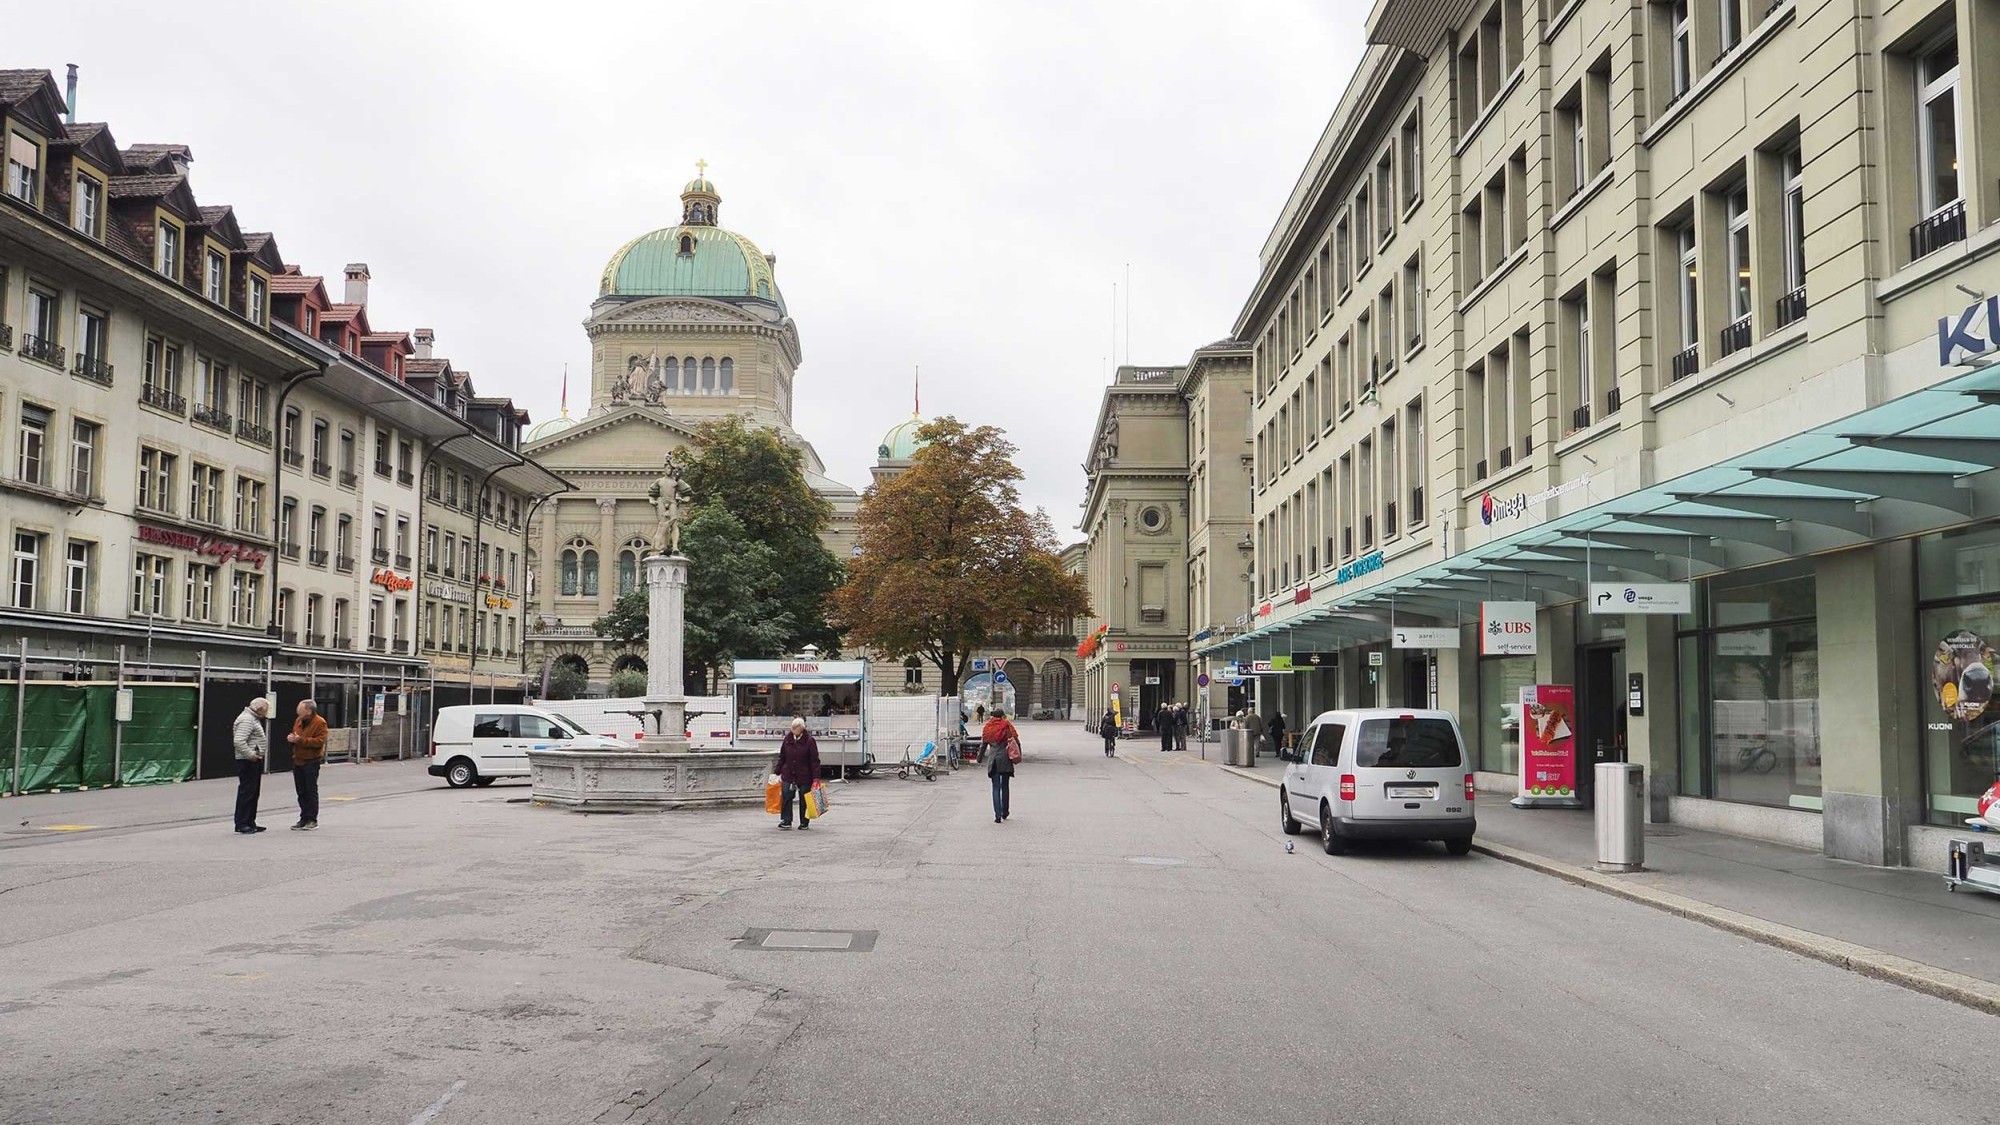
1478,655,1537,774
1677,559,1821,808
1920,523,2000,826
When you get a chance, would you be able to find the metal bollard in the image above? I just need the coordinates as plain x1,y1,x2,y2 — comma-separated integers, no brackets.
1594,762,1645,872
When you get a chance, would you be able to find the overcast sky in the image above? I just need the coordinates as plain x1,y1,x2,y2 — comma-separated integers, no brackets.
23,1,1363,534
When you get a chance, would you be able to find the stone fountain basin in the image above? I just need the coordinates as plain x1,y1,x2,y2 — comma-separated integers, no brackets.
526,747,772,811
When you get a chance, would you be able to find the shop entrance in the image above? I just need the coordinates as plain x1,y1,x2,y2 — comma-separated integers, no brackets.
1402,653,1429,709
1576,643,1627,807
1133,659,1175,730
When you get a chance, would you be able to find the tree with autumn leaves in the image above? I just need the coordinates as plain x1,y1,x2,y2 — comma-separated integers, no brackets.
834,418,1089,694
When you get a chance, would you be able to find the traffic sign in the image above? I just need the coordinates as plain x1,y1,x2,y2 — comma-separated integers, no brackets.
1197,673,1211,688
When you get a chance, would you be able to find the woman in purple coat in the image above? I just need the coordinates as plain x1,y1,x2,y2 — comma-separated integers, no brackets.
773,717,821,830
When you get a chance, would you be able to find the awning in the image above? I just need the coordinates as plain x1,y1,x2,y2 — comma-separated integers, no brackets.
1203,363,2000,656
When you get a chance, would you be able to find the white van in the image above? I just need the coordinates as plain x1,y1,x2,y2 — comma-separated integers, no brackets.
428,704,623,788
1277,708,1476,855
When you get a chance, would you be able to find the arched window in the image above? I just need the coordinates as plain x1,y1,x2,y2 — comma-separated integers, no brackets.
701,357,716,393
617,537,648,596
678,234,694,255
719,358,734,393
660,356,677,395
560,536,592,597
683,356,698,395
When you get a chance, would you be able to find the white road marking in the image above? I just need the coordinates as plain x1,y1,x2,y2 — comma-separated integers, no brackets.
406,1080,466,1125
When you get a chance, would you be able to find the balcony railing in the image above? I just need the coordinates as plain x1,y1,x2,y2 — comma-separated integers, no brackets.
335,553,356,572
0,324,10,349
1604,385,1623,416
368,634,387,653
332,634,353,651
309,548,328,567
281,543,301,561
1670,343,1700,383
1571,404,1591,432
338,469,358,488
18,333,64,367
192,403,232,432
282,630,299,646
426,559,439,574
1475,458,1489,481
306,632,326,648
443,565,456,579
1384,501,1398,534
394,553,411,570
1775,285,1806,329
1361,515,1375,550
141,383,187,415
371,547,391,565
72,354,113,385
1408,486,1424,526
1498,446,1514,470
1911,199,1966,260
237,419,273,447
283,449,305,469
397,469,414,486
1718,315,1752,359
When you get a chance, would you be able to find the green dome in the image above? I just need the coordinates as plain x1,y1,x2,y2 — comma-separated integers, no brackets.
878,417,929,461
684,176,717,195
524,413,577,442
598,226,785,312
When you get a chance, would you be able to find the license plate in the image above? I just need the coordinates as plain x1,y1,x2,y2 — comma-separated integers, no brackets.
1386,785,1435,799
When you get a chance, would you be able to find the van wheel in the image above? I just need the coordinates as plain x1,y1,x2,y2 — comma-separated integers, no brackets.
1279,790,1302,835
1445,836,1473,856
474,777,497,788
1319,803,1349,855
445,758,477,788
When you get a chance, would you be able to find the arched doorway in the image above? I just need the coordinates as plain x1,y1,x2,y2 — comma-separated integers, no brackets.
1040,659,1073,720
1004,658,1036,715
612,653,647,675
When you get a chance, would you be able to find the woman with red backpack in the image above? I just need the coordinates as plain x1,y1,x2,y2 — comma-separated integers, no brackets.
982,708,1020,823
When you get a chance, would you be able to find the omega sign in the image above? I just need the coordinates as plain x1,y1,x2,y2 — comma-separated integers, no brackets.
137,525,267,570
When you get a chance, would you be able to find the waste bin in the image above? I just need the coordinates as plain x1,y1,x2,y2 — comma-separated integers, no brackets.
1222,729,1253,767
1594,762,1645,872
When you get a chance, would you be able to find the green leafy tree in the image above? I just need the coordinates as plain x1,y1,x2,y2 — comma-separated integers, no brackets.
544,662,589,701
833,417,1090,693
594,592,647,645
608,667,648,698
682,504,797,691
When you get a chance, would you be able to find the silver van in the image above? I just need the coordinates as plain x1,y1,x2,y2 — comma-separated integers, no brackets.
1277,708,1476,855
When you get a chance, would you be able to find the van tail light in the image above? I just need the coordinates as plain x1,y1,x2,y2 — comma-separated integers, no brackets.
428,741,437,758
1338,775,1356,801
1465,774,1477,801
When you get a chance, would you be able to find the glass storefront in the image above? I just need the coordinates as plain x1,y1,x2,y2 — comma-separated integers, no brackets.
1477,655,1537,775
1919,522,2000,827
1677,559,1822,809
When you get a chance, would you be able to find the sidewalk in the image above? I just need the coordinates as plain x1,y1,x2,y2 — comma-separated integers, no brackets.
1194,746,2000,998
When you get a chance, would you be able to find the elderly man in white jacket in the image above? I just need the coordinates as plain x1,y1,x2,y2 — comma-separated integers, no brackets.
232,697,270,835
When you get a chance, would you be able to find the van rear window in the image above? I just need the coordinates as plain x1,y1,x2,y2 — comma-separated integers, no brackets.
1354,718,1462,769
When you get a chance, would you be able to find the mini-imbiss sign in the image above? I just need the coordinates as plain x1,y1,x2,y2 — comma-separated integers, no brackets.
137,525,267,569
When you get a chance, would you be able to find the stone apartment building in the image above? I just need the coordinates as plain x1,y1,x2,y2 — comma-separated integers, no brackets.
1192,0,2000,869
0,68,561,784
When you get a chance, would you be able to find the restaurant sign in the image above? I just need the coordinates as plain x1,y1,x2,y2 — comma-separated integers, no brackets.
137,525,268,570
371,568,415,593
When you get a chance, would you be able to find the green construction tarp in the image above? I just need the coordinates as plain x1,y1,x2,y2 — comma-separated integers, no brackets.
0,683,198,794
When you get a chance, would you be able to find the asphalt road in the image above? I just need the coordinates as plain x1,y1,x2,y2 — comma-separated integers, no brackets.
0,724,1989,1124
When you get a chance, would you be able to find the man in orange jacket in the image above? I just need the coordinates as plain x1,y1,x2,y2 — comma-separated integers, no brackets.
287,699,329,831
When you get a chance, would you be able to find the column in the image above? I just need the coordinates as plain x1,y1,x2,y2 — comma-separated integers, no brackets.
1816,541,1921,865
642,553,690,750
597,497,618,616
1436,625,1483,769
1624,612,1680,822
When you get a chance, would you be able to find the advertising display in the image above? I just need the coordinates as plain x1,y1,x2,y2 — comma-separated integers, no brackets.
1511,684,1580,808
1934,629,1998,725
1480,601,1538,655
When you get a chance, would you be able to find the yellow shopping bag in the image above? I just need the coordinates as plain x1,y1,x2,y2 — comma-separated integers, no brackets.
803,781,830,820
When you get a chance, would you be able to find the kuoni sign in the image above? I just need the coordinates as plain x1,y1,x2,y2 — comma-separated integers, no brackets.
1480,601,1537,655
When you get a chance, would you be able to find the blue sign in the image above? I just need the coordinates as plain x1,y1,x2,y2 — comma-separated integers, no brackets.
1332,550,1385,586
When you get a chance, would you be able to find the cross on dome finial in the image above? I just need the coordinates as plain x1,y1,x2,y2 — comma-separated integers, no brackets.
695,158,708,177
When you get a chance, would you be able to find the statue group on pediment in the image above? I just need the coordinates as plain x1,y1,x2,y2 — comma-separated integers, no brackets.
611,352,671,405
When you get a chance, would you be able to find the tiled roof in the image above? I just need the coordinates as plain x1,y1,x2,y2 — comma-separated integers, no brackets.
0,70,55,108
122,142,192,163
404,358,450,376
241,232,272,255
197,205,232,225
50,122,109,148
106,173,185,200
321,303,364,323
361,332,411,345
269,272,322,295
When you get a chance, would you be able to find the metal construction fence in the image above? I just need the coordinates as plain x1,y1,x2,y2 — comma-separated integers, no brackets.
0,639,525,797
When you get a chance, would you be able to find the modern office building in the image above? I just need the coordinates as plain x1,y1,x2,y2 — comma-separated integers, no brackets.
1189,0,2000,869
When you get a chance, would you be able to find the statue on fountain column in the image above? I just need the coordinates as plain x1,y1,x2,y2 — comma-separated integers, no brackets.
648,454,687,556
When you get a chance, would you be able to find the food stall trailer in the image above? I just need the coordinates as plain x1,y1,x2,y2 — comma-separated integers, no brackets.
729,659,870,771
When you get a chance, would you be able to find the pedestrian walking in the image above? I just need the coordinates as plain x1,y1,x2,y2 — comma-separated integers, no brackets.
1245,708,1267,756
1156,704,1174,753
232,697,269,834
982,707,1020,822
1174,703,1190,752
287,699,328,831
1268,710,1288,758
772,717,820,831
1101,707,1118,757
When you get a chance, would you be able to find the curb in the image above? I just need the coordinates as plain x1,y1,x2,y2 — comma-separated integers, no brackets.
1206,755,2000,1017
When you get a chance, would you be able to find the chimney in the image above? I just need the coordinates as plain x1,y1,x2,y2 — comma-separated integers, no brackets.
64,65,78,125
343,263,371,307
413,329,434,359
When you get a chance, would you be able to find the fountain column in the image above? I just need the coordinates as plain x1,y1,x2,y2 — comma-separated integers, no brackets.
642,553,690,751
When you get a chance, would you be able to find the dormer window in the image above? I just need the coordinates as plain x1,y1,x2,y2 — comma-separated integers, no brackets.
304,307,317,332
5,131,37,204
204,249,226,303
156,220,181,280
73,174,103,239
678,234,695,255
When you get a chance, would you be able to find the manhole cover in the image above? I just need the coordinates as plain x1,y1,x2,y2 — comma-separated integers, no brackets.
733,928,879,953
1127,856,1186,866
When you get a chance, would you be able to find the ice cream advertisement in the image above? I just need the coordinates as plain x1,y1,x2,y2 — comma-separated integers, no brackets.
1517,684,1577,802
